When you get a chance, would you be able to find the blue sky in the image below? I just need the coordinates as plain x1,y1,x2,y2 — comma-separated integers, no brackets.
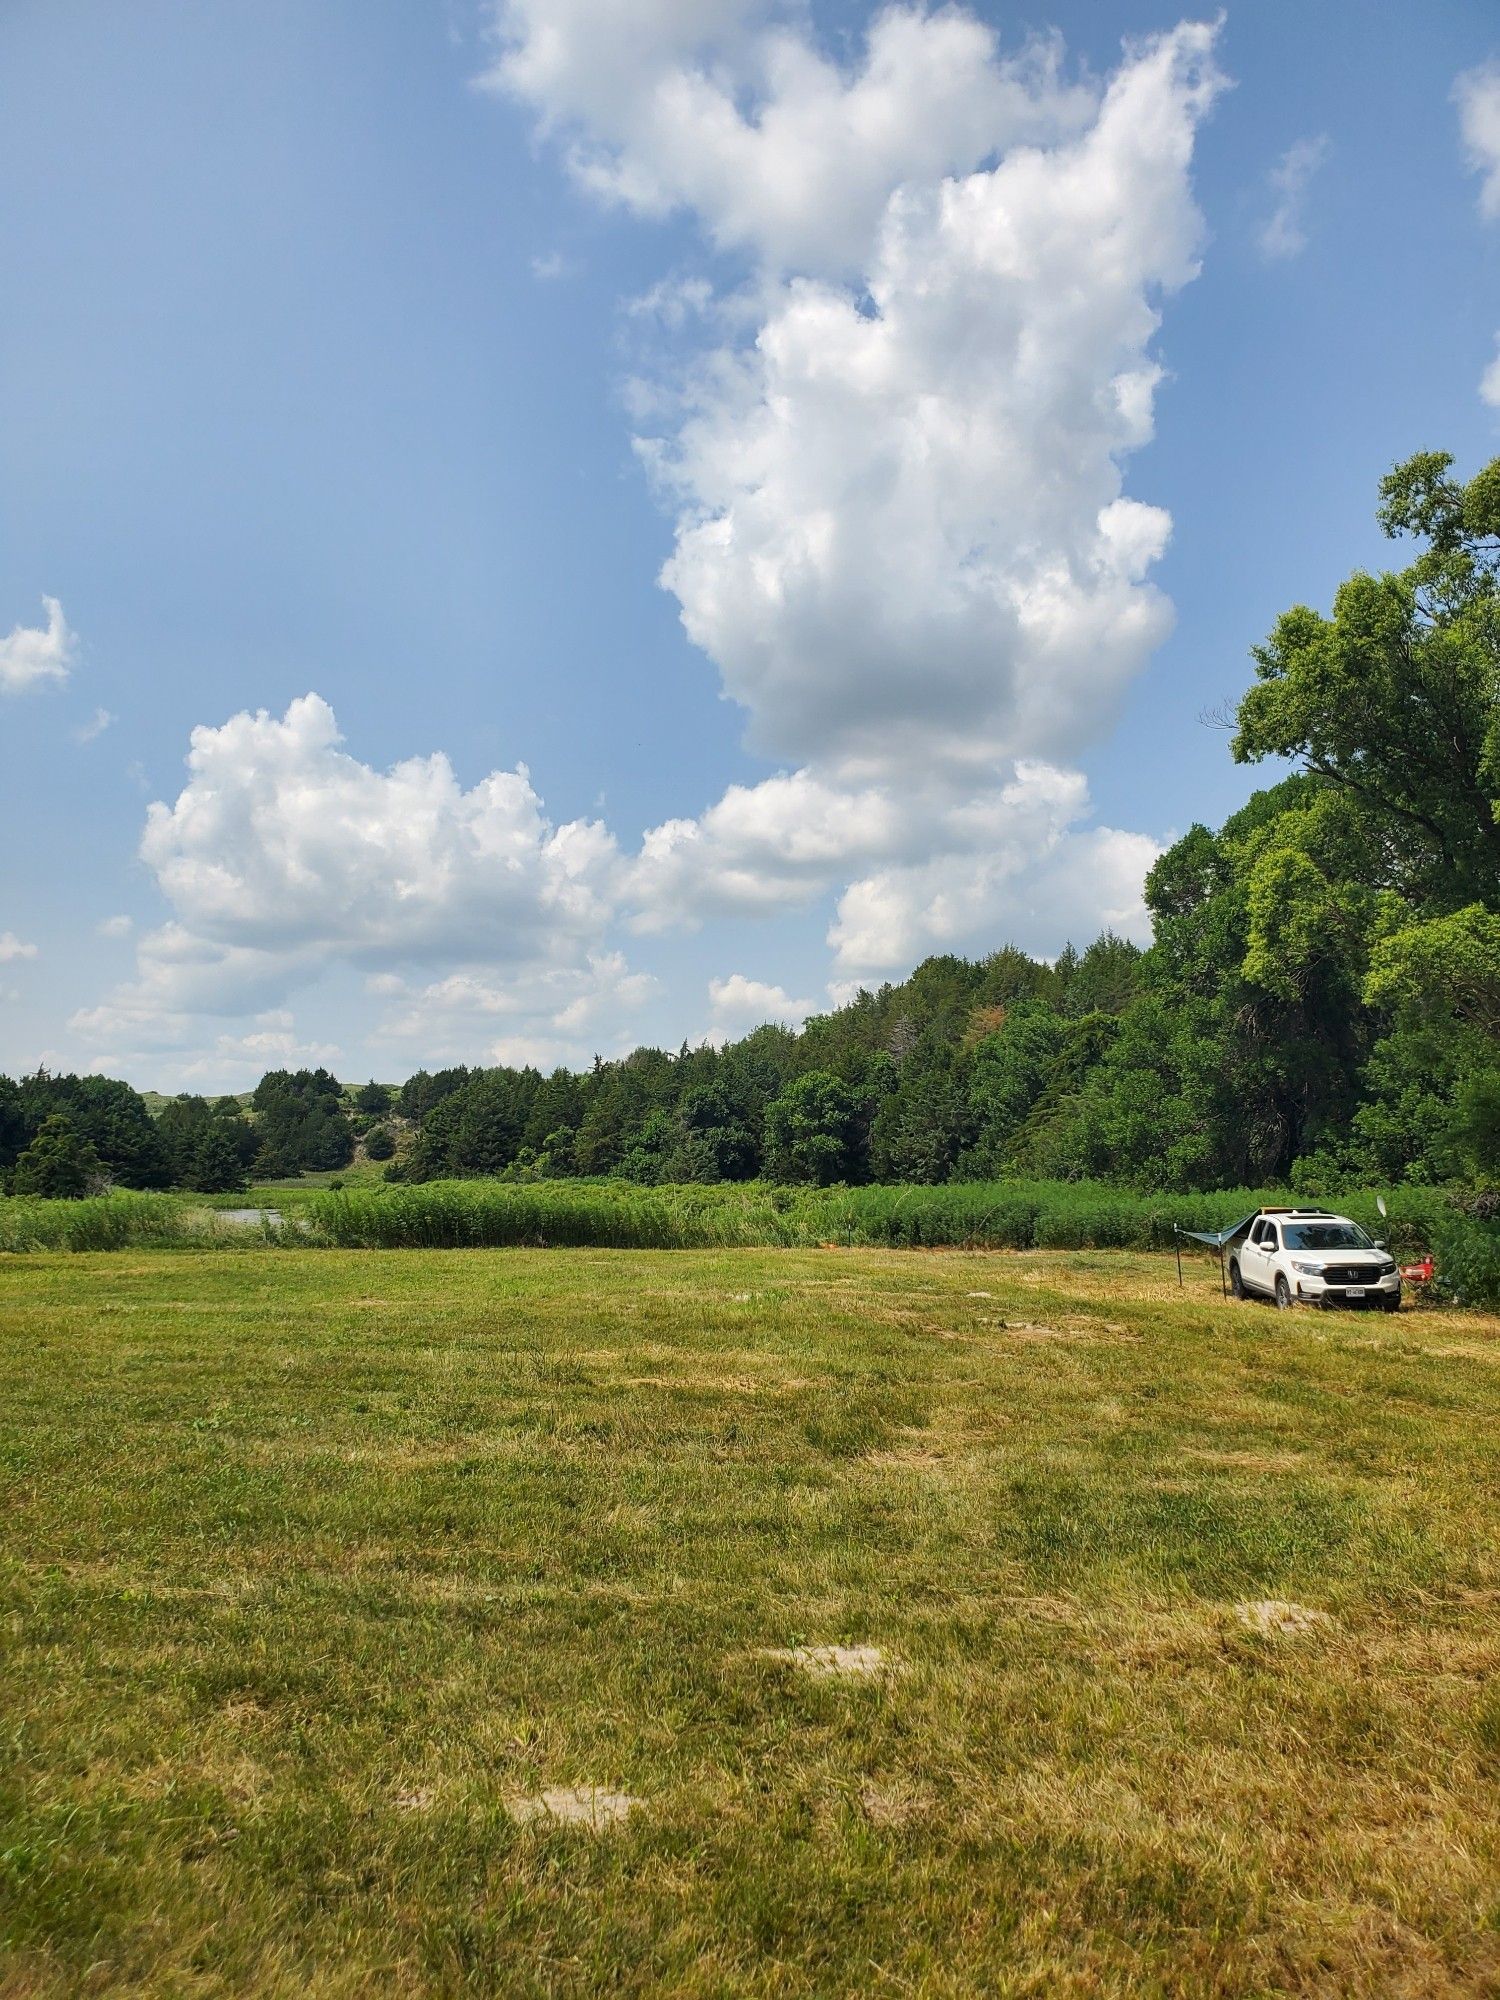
1,0,1496,1089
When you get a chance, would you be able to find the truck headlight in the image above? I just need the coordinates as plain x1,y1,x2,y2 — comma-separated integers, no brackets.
1290,1261,1325,1275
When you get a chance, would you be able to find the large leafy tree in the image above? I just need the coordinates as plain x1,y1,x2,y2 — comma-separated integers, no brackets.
1235,451,1500,927
764,1072,866,1185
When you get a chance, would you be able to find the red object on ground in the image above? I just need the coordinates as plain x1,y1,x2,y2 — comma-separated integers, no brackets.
1399,1259,1434,1283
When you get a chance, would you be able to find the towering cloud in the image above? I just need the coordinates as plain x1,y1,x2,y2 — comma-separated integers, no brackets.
493,4,1220,967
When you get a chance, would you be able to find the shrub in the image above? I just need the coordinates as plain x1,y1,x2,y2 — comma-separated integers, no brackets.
1429,1194,1500,1310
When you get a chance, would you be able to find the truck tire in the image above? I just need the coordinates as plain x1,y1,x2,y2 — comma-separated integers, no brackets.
1274,1274,1293,1311
1229,1260,1245,1300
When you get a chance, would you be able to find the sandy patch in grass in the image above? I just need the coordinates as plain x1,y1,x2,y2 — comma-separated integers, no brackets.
394,1785,436,1813
947,1313,1141,1343
505,1787,640,1829
1235,1599,1335,1637
761,1643,895,1679
859,1777,933,1828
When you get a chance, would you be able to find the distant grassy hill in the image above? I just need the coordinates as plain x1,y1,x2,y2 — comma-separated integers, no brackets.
138,1086,399,1118
139,1089,253,1118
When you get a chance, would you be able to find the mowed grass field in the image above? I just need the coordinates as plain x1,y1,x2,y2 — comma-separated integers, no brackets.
2,1247,1498,1998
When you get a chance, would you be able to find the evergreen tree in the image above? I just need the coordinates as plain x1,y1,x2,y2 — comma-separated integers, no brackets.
190,1124,248,1194
12,1115,101,1198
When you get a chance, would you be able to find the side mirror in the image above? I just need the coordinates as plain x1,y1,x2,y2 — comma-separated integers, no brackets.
1374,1238,1387,1250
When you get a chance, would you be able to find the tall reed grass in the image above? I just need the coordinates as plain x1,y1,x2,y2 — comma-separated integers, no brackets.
305,1178,1447,1256
0,1192,209,1253
0,1178,1450,1257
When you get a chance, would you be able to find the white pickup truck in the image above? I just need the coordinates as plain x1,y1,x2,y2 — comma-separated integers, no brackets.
1228,1208,1402,1312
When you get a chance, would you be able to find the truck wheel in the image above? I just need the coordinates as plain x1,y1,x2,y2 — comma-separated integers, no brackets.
1274,1274,1293,1311
1383,1294,1401,1314
1229,1260,1245,1300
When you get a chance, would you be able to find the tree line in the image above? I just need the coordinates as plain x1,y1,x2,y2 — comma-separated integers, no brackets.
2,452,1496,1201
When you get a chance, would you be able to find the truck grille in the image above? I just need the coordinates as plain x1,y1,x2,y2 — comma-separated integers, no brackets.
1324,1265,1376,1287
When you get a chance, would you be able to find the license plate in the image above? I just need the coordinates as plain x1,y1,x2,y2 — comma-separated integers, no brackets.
1348,1288,1365,1298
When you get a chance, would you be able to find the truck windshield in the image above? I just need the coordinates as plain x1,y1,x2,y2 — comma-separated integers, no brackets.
1283,1222,1373,1251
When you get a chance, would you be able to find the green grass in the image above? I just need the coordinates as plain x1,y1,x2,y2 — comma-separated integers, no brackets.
1,1245,1497,1995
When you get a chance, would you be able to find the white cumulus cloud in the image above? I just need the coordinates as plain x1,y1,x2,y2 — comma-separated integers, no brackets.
372,952,658,1069
0,597,75,694
138,693,620,958
0,932,40,962
707,971,815,1038
829,821,1161,973
485,0,1096,276
73,693,638,1067
494,6,1218,965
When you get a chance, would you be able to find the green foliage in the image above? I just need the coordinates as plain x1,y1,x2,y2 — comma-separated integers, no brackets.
1235,451,1500,914
1428,1194,1500,1309
961,1001,1068,1175
11,1114,101,1198
764,1071,865,1185
353,1079,392,1115
156,1093,256,1188
363,1123,395,1161
0,1072,170,1189
1365,905,1500,1036
187,1123,248,1194
251,1068,353,1173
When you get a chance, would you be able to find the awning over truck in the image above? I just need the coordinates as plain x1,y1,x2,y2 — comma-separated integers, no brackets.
1176,1214,1256,1250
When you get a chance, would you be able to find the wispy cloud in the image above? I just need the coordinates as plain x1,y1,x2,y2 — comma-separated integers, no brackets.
531,249,577,281
1455,63,1500,219
1257,136,1328,261
74,705,115,743
0,932,40,963
1457,66,1500,410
